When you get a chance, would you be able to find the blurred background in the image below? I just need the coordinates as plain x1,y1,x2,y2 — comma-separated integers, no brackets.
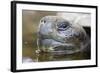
22,10,91,63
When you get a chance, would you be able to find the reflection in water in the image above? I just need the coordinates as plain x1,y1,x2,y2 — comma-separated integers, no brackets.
22,41,90,63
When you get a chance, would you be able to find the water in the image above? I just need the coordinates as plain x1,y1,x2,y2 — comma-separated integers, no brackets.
22,38,90,63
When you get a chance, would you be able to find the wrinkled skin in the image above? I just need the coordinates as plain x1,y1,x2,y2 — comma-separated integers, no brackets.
37,16,90,54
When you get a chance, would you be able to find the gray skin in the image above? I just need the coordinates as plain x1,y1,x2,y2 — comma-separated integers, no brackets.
37,16,89,54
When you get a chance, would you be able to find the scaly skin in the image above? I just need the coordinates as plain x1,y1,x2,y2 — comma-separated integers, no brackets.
37,16,89,54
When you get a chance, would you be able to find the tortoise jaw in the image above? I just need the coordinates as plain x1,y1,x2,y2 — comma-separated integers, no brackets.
49,43,81,54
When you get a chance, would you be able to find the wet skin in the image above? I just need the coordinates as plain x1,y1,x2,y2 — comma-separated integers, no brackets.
37,16,89,54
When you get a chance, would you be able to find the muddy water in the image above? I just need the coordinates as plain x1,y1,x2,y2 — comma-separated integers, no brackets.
22,10,90,63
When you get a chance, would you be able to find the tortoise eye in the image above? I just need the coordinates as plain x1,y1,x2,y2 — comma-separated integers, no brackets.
57,22,70,31
59,23,68,28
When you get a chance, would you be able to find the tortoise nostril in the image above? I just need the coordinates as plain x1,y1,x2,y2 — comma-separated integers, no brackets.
41,20,46,24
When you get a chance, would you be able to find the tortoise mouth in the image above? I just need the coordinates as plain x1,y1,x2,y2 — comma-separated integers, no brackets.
51,44,81,54
54,46,75,51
